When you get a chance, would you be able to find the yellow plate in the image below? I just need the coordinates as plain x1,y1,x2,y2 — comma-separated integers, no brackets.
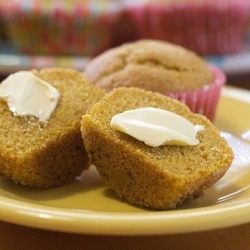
0,86,250,235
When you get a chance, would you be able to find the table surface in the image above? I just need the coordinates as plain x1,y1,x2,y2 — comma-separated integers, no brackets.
1,220,250,250
0,72,249,250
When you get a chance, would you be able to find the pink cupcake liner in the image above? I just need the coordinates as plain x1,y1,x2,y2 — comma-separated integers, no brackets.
167,64,226,121
125,0,250,55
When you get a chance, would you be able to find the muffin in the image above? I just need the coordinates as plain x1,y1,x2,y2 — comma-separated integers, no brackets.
81,87,233,210
123,0,250,55
1,0,122,56
84,39,225,121
0,68,105,188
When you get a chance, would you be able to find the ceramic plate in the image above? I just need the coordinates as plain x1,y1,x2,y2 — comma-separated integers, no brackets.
0,86,250,235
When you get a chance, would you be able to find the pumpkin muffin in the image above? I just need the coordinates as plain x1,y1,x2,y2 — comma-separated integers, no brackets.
0,68,105,188
81,87,233,210
84,39,225,120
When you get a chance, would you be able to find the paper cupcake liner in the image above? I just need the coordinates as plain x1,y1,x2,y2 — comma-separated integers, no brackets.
125,0,250,55
166,64,226,121
1,1,122,56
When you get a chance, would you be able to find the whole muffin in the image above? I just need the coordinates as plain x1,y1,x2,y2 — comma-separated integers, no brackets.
84,39,226,120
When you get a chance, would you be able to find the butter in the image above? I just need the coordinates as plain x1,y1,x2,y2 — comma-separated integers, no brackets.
0,71,60,123
110,107,204,147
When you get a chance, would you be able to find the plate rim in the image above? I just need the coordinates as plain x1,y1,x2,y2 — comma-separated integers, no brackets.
0,85,250,236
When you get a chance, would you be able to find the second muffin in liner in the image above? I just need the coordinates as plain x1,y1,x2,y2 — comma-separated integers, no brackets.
1,0,122,56
84,40,226,121
123,0,250,55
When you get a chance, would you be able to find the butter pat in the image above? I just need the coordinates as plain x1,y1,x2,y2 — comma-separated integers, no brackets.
110,107,204,147
0,71,60,123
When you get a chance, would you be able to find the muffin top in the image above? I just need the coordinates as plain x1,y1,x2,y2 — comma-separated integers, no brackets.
84,40,213,94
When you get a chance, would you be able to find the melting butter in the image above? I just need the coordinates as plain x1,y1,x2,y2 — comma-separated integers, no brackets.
110,107,204,147
0,71,60,123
